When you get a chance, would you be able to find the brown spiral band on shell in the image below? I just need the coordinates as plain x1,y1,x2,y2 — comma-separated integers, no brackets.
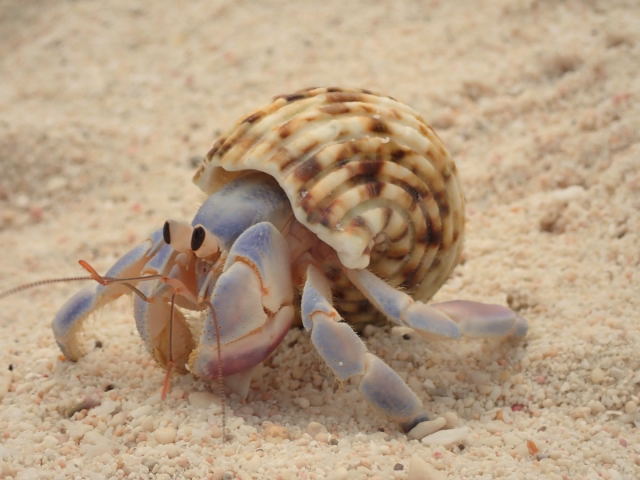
194,87,465,304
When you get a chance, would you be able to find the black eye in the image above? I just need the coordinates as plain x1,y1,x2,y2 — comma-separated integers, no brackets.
191,226,206,251
163,221,171,244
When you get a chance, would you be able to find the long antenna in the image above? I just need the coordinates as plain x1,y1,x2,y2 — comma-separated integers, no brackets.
0,259,166,301
0,276,94,300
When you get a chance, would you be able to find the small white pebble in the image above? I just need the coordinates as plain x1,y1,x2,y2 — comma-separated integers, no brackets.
110,412,126,427
188,391,217,408
485,421,507,433
500,407,513,424
81,431,112,457
306,421,326,436
15,194,30,208
83,430,108,444
164,445,180,458
469,371,491,385
42,435,58,449
154,427,177,444
131,405,152,418
67,422,91,441
625,401,638,414
140,417,155,432
294,397,310,409
477,384,492,395
407,417,447,440
262,421,290,439
408,455,445,480
94,399,118,416
423,378,436,391
606,469,623,480
327,467,349,480
45,176,68,192
590,367,605,384
570,406,590,419
391,326,414,338
502,432,520,447
362,324,378,338
421,426,470,447
513,441,529,458
588,400,605,414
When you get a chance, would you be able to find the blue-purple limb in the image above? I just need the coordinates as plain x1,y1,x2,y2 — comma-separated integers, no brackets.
52,286,99,361
346,269,527,339
302,265,429,431
189,222,295,393
433,300,528,338
52,233,163,361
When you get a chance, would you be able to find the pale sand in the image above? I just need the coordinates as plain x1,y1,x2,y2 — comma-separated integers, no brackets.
1,1,639,479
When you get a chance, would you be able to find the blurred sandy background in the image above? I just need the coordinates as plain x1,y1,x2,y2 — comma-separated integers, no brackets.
1,1,639,478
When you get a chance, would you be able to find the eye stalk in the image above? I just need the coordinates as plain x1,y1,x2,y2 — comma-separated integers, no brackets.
191,225,220,259
162,220,194,253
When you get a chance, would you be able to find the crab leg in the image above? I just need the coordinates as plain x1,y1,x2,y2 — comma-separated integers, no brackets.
189,222,295,397
52,230,165,361
302,264,429,431
345,269,528,339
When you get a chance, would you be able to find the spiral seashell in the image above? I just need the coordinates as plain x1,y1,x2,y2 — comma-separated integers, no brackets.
194,87,465,315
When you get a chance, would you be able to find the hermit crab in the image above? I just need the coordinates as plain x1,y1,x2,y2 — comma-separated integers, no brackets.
4,87,527,434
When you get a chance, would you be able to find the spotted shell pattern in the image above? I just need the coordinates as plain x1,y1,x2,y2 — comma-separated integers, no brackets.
194,87,465,315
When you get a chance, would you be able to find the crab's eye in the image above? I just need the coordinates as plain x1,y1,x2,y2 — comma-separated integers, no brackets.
191,226,206,251
191,224,220,258
162,221,171,244
162,220,194,253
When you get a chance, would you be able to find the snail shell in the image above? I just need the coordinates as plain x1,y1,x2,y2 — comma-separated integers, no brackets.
194,87,465,317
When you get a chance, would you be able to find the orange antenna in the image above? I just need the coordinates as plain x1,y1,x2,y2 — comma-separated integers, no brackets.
77,260,166,302
78,260,110,285
0,259,166,302
0,275,94,301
